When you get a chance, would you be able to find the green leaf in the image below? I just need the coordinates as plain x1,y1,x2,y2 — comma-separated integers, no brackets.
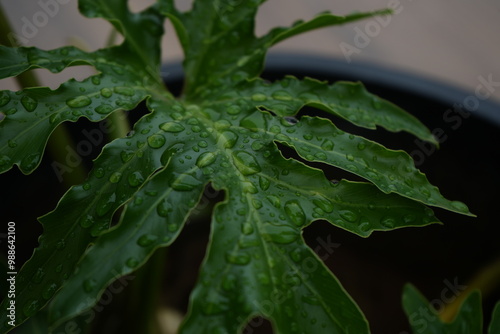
78,0,164,72
0,109,173,330
161,1,390,99
402,284,482,334
0,74,149,174
0,1,474,333
47,98,441,329
233,76,438,144
489,302,500,334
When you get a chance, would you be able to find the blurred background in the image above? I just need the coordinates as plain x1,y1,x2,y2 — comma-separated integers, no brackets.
1,0,500,102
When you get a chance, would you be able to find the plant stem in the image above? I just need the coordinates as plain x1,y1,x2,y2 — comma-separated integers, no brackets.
104,26,130,140
0,3,87,187
125,248,168,333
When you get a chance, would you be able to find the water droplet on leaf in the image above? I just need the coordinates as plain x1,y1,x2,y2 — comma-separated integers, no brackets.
285,201,306,226
67,96,91,108
21,95,38,112
232,151,261,175
147,134,166,148
137,234,158,247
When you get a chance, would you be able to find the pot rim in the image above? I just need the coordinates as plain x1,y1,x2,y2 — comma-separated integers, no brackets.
162,52,500,126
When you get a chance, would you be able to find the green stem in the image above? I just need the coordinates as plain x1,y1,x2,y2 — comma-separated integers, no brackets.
125,248,168,333
104,26,130,140
0,4,87,187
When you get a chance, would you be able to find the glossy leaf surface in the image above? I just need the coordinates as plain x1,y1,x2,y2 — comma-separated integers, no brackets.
0,1,473,333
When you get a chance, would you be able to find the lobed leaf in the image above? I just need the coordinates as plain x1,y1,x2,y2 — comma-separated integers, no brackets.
0,108,173,330
232,76,438,144
0,74,149,174
161,1,391,100
48,161,207,326
46,97,444,330
402,284,483,334
0,0,476,332
78,0,164,72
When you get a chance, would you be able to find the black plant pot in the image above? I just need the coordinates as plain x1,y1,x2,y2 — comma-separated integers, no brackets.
161,53,500,334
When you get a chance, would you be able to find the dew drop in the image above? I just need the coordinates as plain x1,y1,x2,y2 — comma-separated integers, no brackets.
220,130,238,149
96,192,116,217
380,216,396,229
83,278,97,293
242,223,254,235
314,152,327,160
42,282,58,300
302,294,321,305
0,92,11,107
80,215,94,228
126,257,139,268
108,172,122,183
251,140,264,151
100,88,113,98
313,198,334,213
66,96,91,108
339,210,358,223
266,195,281,208
160,121,185,133
114,86,134,96
95,104,114,114
137,234,158,247
359,221,371,233
451,201,468,212
265,230,298,244
20,154,40,171
94,167,105,178
225,251,251,265
147,134,166,148
357,142,366,151
156,199,172,217
91,76,101,85
251,93,267,101
272,90,292,101
290,248,302,262
21,95,38,112
128,171,144,187
32,268,45,284
285,201,306,226
259,176,270,191
196,152,216,168
227,105,241,115
23,299,41,317
120,150,135,163
48,113,60,124
232,151,261,175
252,199,263,209
7,139,17,148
